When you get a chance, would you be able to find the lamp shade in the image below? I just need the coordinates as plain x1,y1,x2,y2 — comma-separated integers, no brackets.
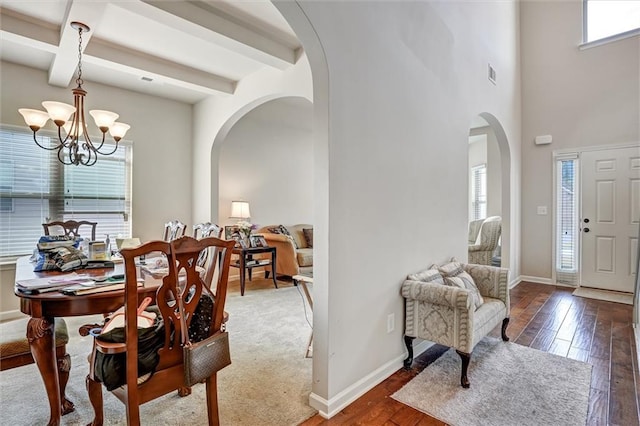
230,201,251,219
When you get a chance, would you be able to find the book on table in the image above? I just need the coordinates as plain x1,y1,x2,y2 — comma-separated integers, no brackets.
16,273,95,294
59,278,142,296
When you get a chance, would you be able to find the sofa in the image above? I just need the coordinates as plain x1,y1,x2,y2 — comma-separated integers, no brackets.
255,224,313,278
402,260,510,387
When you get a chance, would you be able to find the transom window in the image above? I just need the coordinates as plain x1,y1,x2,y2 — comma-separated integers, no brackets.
0,125,132,260
584,0,640,43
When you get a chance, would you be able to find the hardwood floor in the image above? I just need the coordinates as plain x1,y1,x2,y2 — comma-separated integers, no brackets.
301,282,639,426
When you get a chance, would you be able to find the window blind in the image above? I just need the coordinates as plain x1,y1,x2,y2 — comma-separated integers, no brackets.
471,164,487,221
0,125,132,260
555,158,578,285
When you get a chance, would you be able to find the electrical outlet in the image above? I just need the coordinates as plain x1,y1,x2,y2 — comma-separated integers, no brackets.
387,313,395,333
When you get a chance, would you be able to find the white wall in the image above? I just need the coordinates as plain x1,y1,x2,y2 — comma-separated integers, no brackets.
0,61,192,316
520,1,640,280
278,1,522,416
218,97,313,228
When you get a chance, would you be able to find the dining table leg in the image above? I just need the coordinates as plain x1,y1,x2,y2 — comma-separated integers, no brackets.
27,316,74,426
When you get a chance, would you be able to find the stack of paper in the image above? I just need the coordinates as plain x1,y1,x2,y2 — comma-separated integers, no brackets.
16,273,94,294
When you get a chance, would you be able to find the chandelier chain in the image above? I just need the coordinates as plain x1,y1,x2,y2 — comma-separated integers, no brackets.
76,27,84,87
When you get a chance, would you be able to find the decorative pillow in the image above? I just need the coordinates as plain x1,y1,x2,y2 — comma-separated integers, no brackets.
438,261,484,310
407,268,445,285
267,225,298,248
302,228,313,248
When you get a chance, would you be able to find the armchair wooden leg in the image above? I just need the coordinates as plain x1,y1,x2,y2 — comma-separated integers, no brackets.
456,350,471,388
501,317,510,342
403,336,415,369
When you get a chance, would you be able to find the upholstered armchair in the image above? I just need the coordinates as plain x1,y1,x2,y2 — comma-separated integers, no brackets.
468,219,484,244
402,262,510,387
468,216,501,265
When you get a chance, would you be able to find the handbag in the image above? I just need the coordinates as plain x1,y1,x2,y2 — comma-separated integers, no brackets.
178,288,231,387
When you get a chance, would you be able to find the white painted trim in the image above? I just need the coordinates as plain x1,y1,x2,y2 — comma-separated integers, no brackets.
0,310,26,323
517,275,554,285
634,325,640,375
553,142,640,156
309,340,434,419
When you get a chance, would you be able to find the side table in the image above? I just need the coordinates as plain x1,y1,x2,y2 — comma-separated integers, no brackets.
231,246,277,296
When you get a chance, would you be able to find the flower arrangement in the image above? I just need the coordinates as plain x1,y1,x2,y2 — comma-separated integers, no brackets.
237,221,257,238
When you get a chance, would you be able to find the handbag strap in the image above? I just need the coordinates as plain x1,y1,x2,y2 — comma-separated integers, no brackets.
177,282,214,348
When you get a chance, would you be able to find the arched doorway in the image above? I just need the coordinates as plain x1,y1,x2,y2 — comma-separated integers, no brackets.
468,113,512,269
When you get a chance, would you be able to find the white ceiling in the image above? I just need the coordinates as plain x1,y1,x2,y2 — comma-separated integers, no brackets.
0,0,302,104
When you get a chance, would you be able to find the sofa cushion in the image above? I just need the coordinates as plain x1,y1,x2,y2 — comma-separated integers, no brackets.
438,261,485,310
296,248,313,267
302,228,313,248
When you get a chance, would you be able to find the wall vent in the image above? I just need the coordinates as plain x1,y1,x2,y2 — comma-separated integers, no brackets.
488,64,496,85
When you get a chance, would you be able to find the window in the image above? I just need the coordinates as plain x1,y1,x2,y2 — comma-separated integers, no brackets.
584,0,640,43
0,126,132,260
471,164,487,221
555,156,579,285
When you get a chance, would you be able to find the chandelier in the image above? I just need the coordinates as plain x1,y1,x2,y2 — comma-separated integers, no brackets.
18,22,130,166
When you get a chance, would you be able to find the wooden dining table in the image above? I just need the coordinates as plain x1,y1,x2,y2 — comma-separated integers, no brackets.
13,256,160,426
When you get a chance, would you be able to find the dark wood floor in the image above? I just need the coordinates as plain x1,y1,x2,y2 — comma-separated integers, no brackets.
301,281,639,426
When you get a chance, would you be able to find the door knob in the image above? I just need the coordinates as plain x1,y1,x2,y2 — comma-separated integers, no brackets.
583,218,590,223
583,227,590,233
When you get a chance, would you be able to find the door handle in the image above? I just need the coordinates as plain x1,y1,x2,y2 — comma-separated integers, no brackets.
583,227,590,233
583,218,590,223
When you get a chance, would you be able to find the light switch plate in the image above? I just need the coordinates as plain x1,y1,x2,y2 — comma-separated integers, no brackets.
537,206,548,215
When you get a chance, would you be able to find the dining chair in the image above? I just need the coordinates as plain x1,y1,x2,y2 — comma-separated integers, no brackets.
85,236,235,426
43,220,97,241
192,222,222,239
163,220,187,242
0,318,74,414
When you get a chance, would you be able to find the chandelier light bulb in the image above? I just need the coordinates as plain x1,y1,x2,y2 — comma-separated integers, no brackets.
42,101,76,126
89,110,119,132
63,120,84,138
18,109,50,131
108,122,130,141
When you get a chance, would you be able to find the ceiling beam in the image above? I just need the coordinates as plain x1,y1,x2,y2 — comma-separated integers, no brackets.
85,39,235,96
0,8,234,96
125,0,296,70
48,0,107,87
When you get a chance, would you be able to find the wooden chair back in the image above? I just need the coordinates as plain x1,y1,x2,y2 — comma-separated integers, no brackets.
163,220,187,242
42,220,97,241
86,236,235,425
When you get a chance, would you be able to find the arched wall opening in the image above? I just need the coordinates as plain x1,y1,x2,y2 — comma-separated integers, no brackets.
468,112,512,270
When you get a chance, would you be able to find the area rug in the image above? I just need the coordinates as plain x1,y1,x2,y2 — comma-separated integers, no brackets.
392,338,592,426
572,287,633,305
0,279,316,425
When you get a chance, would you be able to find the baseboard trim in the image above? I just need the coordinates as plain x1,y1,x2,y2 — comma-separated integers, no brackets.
309,340,434,419
0,310,26,323
514,275,579,289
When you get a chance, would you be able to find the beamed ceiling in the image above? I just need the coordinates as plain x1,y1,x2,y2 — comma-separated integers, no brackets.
0,0,303,104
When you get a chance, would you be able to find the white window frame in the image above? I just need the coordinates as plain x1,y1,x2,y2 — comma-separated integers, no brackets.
552,153,580,286
581,0,640,49
470,163,487,222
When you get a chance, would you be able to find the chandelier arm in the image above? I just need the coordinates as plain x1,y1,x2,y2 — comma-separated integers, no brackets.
58,125,72,147
57,144,73,165
32,132,60,151
96,140,119,155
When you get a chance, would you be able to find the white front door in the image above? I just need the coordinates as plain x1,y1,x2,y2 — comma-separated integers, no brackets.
580,146,640,292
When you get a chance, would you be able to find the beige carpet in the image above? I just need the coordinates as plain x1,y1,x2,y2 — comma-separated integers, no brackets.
572,286,634,305
392,338,592,426
0,278,316,425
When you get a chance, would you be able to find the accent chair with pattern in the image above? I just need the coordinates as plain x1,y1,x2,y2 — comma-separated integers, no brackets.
468,216,501,265
402,261,510,387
